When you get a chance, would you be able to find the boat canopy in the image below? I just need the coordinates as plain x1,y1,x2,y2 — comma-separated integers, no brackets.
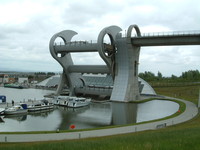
0,95,6,103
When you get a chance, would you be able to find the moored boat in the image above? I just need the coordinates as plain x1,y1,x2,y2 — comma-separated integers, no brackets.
53,96,69,106
27,101,54,112
4,104,28,115
67,97,91,108
53,96,91,108
4,84,23,89
0,108,5,115
54,97,91,108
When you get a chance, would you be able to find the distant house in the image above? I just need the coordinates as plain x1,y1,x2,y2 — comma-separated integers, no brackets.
8,77,16,83
0,74,9,83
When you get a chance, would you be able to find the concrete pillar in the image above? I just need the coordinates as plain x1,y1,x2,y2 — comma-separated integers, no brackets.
110,25,141,102
49,30,82,96
110,37,140,102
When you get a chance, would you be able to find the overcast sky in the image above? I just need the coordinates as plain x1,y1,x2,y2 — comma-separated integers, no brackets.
0,0,199,76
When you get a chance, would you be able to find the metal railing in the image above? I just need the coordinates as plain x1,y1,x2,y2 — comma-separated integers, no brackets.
133,30,200,37
54,40,98,46
53,31,200,45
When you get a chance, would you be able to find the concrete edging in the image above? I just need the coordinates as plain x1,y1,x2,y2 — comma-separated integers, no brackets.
0,99,198,142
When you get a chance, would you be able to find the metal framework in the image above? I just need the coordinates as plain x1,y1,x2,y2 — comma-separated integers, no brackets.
49,25,200,102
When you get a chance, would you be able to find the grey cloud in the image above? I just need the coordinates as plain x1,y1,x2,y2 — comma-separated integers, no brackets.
0,0,199,75
121,0,200,31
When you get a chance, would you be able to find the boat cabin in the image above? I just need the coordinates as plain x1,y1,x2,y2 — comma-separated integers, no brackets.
0,95,6,103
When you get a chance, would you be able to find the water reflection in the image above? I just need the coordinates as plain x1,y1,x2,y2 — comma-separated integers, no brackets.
0,110,60,132
0,117,4,123
28,109,54,117
73,103,112,127
55,103,112,130
4,114,27,122
56,106,90,130
137,100,179,122
0,100,179,132
111,102,137,125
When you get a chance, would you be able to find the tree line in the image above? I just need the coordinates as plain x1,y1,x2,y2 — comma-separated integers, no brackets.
34,72,56,76
139,70,200,82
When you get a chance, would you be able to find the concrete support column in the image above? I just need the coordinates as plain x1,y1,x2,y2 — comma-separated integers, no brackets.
110,37,140,101
110,25,141,102
55,71,67,95
49,30,82,96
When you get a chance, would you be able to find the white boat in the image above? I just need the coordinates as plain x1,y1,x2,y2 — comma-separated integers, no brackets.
55,96,69,100
54,96,91,108
58,100,70,107
67,97,91,108
28,101,54,112
0,108,5,114
4,104,28,115
54,96,69,106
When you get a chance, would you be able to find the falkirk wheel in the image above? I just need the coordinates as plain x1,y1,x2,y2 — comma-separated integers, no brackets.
49,25,142,102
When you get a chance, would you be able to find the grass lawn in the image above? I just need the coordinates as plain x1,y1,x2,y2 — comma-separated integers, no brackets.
0,83,200,150
153,82,200,105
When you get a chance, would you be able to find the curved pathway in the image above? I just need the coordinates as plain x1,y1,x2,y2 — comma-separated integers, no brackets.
0,98,198,142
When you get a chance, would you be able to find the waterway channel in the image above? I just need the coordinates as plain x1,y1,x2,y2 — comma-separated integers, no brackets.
0,87,179,132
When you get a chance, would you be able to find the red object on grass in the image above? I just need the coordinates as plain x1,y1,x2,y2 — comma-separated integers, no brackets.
70,124,76,129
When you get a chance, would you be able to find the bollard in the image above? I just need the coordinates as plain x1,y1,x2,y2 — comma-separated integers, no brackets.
56,128,60,133
5,136,7,142
79,133,81,139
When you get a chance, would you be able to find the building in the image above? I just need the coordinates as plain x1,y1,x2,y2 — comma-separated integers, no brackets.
0,74,9,83
37,74,156,97
49,25,155,102
18,77,28,84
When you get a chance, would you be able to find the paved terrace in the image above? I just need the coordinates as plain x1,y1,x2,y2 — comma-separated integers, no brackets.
0,98,198,143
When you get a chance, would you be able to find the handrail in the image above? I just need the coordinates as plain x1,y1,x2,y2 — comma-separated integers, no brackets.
133,30,200,37
54,40,99,46
54,31,200,45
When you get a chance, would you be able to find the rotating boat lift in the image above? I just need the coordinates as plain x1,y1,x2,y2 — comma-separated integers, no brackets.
49,25,141,102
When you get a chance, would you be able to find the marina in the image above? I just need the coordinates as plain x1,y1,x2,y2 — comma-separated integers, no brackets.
0,87,180,132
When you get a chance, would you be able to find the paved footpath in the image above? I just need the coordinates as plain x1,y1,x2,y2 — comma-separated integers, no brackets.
0,98,198,143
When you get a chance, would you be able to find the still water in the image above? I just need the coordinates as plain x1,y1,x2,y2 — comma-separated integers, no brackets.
0,87,179,132
0,87,53,102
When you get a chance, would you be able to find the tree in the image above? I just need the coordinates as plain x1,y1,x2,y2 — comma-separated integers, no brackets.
47,72,55,76
171,74,177,80
139,71,156,81
157,71,162,80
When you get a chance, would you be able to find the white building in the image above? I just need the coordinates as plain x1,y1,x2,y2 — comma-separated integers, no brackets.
18,77,28,84
0,74,9,83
